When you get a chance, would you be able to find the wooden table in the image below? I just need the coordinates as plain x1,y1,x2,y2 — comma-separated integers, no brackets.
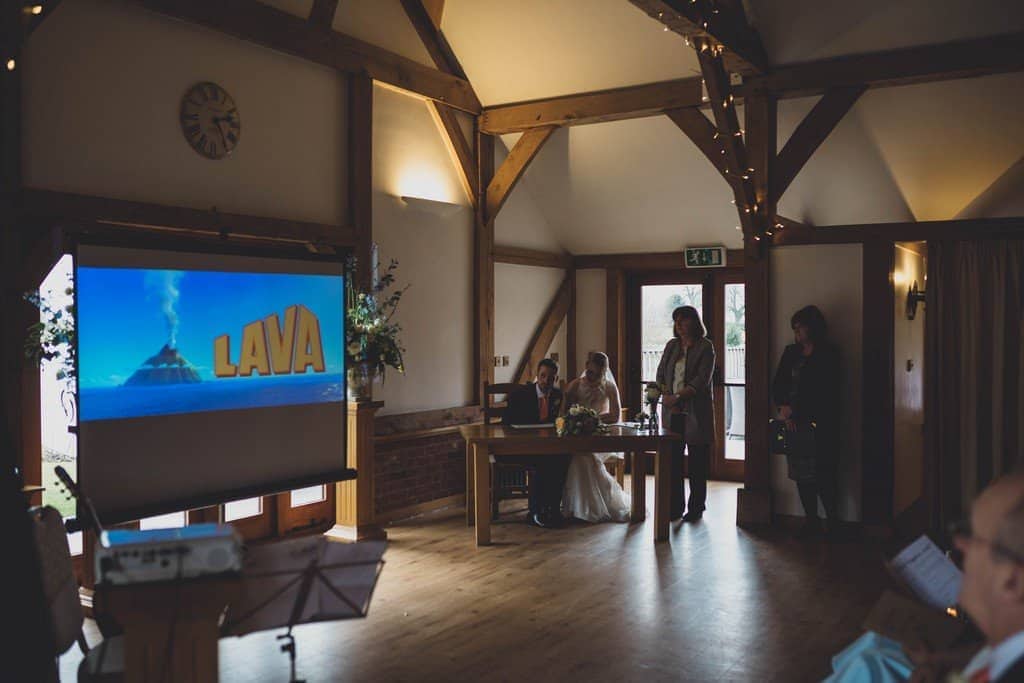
459,424,681,546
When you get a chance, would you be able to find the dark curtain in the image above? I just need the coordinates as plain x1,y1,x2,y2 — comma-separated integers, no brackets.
925,239,1024,534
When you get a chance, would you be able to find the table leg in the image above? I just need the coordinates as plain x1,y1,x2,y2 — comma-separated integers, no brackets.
654,442,672,542
466,442,474,526
474,445,491,546
630,450,646,523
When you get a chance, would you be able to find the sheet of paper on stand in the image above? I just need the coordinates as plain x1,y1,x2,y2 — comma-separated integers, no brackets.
888,535,963,610
222,536,386,637
862,590,965,651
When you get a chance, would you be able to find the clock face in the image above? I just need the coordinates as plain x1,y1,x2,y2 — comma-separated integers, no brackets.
180,82,240,160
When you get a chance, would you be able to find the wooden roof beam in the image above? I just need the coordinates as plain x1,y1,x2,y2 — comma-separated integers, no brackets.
512,273,573,385
133,0,481,114
308,0,338,27
400,0,479,205
696,43,759,235
480,77,703,134
628,0,770,75
485,126,556,222
773,85,866,200
743,31,1024,99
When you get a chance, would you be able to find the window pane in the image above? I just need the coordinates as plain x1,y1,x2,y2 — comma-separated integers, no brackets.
290,485,326,508
723,283,745,383
640,284,703,382
139,511,187,530
38,255,80,554
723,283,745,461
224,497,262,522
724,385,746,460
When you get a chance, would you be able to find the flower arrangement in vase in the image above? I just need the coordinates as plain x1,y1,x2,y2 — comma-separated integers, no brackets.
555,405,609,437
344,254,408,401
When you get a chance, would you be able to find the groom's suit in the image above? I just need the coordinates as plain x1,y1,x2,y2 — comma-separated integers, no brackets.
502,383,570,516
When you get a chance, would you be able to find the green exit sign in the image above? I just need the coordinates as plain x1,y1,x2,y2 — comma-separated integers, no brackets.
684,246,727,269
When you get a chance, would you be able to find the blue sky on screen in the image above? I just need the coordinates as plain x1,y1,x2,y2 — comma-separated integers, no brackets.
77,268,344,388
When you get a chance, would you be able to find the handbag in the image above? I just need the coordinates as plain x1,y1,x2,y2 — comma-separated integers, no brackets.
771,419,818,483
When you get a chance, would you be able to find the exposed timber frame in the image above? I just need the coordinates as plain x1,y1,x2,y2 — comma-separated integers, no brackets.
628,0,770,75
512,274,573,385
132,0,481,114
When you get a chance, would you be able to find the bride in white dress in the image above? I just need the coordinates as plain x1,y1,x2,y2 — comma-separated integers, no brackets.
561,352,631,522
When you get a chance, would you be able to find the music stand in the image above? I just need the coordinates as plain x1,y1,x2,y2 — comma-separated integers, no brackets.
222,536,386,682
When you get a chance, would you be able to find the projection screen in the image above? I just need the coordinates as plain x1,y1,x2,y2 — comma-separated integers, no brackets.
75,245,347,524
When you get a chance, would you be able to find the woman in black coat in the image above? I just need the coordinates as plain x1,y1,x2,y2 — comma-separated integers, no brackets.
772,305,841,535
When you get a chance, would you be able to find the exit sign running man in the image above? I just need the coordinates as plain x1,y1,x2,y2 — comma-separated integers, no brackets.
684,246,727,268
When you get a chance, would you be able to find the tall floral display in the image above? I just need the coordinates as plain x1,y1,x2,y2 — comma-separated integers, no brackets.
344,255,408,401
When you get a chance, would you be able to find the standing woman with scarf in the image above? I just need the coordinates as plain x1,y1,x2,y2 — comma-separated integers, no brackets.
656,306,716,522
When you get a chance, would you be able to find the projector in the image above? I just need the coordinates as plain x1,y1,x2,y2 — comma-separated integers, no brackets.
95,523,243,586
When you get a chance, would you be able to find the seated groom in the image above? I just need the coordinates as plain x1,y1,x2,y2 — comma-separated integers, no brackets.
502,358,569,529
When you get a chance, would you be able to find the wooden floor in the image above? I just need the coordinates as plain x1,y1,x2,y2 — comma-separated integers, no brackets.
61,480,890,682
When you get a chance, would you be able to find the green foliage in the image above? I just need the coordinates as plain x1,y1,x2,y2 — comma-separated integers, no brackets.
24,274,76,392
345,255,409,382
726,322,744,347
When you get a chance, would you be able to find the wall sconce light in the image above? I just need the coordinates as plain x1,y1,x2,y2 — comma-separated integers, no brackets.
399,195,464,218
906,280,926,320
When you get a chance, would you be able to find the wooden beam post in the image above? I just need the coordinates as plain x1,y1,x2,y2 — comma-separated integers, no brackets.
606,269,627,403
349,74,373,291
773,86,866,200
512,274,573,385
474,132,495,402
567,267,577,380
328,401,387,540
862,239,895,526
737,90,776,526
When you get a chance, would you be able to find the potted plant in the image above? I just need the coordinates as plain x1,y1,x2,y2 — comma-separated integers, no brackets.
24,275,77,405
344,255,408,401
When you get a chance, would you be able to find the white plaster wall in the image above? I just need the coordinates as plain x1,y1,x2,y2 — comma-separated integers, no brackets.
22,0,347,226
494,264,566,383
770,245,864,521
574,269,607,370
372,86,474,414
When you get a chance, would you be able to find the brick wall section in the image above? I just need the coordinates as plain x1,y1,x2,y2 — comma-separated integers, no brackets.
374,431,466,515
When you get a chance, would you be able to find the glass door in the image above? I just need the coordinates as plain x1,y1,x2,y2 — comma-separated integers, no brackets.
713,277,745,480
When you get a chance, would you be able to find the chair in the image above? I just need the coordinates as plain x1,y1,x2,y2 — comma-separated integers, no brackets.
28,505,124,682
483,382,532,520
602,407,630,488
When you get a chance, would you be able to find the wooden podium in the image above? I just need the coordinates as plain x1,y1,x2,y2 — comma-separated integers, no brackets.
94,575,241,683
327,400,387,541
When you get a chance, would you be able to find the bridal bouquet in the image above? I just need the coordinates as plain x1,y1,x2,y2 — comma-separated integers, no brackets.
555,405,609,437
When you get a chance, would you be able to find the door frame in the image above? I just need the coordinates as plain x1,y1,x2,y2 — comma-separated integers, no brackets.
625,266,745,482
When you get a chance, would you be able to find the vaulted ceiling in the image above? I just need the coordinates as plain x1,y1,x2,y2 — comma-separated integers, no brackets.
340,0,1024,253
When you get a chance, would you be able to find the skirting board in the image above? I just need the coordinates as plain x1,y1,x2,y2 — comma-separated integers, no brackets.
377,494,466,525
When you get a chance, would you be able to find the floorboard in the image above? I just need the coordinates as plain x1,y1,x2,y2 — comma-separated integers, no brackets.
60,480,889,682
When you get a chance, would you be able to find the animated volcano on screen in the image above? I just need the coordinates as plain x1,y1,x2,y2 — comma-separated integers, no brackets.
123,344,202,386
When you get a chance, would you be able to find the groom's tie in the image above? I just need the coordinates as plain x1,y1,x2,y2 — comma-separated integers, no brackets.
539,395,548,422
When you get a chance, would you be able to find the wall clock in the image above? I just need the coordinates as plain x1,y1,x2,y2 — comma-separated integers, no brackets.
180,81,240,160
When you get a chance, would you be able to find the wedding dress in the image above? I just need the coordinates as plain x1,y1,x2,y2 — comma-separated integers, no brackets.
561,371,631,523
